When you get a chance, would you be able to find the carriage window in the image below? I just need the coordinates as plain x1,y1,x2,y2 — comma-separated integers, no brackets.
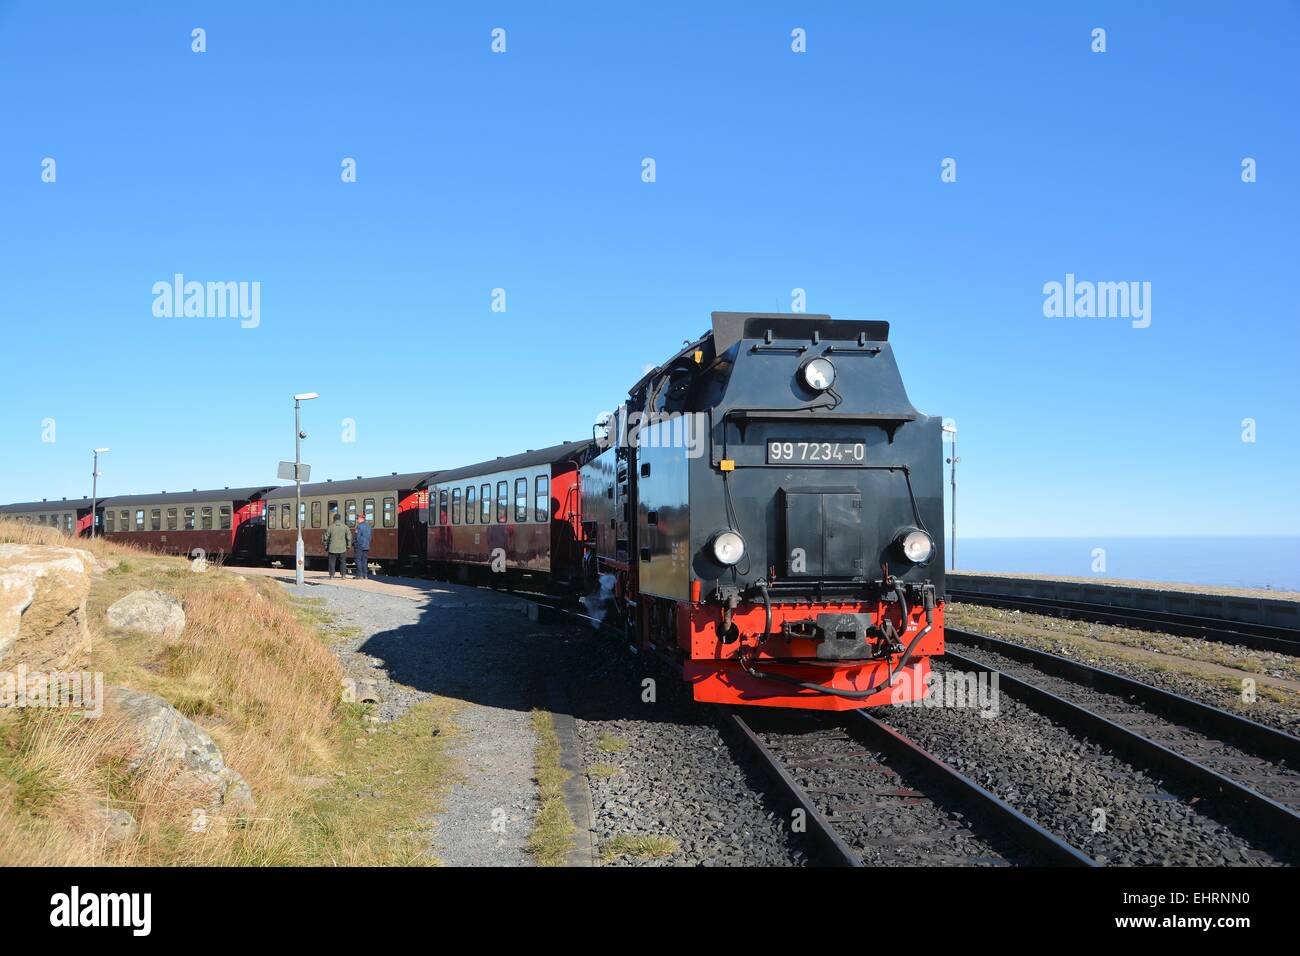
363,498,375,525
496,482,508,523
267,506,277,530
150,509,162,531
535,475,549,522
201,506,214,530
120,510,130,530
219,506,231,530
383,497,395,528
346,500,356,526
480,484,491,522
166,508,178,531
135,510,145,530
451,488,461,524
439,490,448,525
311,501,321,528
278,504,288,529
515,478,528,523
105,511,115,532
464,486,476,524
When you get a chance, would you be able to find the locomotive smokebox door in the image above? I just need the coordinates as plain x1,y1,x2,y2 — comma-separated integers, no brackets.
780,487,864,579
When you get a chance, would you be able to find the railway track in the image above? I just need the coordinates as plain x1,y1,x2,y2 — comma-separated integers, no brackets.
719,708,1096,867
495,589,1300,865
941,627,1300,857
946,588,1300,655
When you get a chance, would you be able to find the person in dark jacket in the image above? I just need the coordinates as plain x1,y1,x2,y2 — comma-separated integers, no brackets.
323,513,351,579
354,512,373,579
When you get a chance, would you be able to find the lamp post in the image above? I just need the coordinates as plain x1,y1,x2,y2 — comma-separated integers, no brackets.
942,422,959,571
90,448,109,538
293,393,319,587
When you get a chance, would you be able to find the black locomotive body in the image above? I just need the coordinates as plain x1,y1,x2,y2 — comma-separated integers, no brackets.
582,312,946,710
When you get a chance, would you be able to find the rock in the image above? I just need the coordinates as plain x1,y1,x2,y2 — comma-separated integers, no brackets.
105,590,185,638
87,803,138,844
0,543,96,670
107,686,255,816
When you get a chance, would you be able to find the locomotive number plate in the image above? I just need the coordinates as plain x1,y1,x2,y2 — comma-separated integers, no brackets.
767,440,866,464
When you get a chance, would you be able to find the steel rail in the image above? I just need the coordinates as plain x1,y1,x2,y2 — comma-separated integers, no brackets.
846,710,1098,867
718,708,864,867
946,627,1300,767
945,589,1300,656
942,647,1300,848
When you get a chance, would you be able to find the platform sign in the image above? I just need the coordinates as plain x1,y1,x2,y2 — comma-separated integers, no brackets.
277,461,310,482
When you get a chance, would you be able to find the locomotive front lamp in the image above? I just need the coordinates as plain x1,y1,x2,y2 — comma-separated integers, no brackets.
800,357,836,392
710,529,746,566
896,528,934,564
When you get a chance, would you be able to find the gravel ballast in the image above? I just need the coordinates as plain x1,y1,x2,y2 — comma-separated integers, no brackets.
554,625,806,866
878,660,1288,866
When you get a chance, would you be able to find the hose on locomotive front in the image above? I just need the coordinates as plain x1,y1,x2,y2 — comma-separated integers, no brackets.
756,580,773,644
740,578,932,700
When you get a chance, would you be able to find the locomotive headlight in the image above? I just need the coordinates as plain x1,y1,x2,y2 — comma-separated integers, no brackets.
800,357,836,392
710,530,746,566
896,528,934,564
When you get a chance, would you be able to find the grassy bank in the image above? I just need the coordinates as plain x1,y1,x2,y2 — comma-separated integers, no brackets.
0,520,458,865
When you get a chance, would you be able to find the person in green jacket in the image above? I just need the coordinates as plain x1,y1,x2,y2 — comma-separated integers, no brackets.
323,513,352,579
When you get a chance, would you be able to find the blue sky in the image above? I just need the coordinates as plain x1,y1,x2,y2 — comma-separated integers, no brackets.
1,1,1296,538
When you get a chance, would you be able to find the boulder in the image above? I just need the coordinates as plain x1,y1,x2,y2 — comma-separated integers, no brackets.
357,678,381,704
105,590,185,638
107,686,255,816
87,803,139,844
0,543,95,670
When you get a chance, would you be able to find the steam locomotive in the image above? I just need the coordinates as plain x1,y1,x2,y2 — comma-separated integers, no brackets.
579,312,945,710
1,311,946,711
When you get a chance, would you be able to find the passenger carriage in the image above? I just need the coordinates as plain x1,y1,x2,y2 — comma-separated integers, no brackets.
264,472,437,571
99,487,275,562
425,441,595,590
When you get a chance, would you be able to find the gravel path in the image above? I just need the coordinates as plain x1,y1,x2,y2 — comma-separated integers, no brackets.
877,660,1287,866
282,577,547,866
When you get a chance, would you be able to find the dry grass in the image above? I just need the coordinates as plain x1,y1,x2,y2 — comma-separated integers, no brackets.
0,519,137,560
596,733,628,754
600,834,679,861
525,709,575,866
0,518,458,866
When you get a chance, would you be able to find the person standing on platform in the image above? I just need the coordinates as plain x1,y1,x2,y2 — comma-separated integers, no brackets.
354,511,373,579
